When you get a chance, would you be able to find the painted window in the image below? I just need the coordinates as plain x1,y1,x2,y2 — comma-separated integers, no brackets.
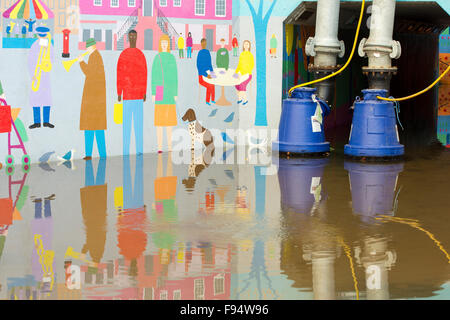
214,274,225,295
173,0,181,7
215,0,226,17
83,29,91,42
160,290,168,300
159,0,167,7
195,0,205,16
94,0,102,6
173,290,181,300
194,278,205,300
94,29,102,41
111,0,119,7
128,0,136,6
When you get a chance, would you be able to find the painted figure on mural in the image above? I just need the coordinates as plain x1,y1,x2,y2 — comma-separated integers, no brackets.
117,154,147,277
178,33,185,59
152,34,178,153
152,152,178,266
78,38,107,160
25,18,36,33
197,38,216,106
117,30,148,156
216,38,230,71
235,40,255,106
6,24,11,38
186,32,193,59
270,34,278,58
80,158,107,266
31,193,55,293
28,27,54,129
21,24,27,38
232,34,239,57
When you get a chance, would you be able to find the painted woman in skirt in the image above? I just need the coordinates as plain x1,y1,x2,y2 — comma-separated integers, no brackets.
234,40,255,106
151,34,178,153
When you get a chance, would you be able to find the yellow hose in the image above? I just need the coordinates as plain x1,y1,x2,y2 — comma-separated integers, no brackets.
377,66,450,102
288,0,366,97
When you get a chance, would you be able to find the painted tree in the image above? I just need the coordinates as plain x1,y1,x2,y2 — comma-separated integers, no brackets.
243,0,278,126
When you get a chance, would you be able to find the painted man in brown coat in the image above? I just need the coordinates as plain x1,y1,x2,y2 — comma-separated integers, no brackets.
78,38,107,160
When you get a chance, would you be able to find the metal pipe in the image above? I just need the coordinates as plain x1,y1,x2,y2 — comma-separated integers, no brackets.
313,0,344,67
305,0,345,104
358,0,401,90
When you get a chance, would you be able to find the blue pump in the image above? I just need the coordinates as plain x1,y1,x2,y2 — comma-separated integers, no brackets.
344,161,403,224
273,87,331,155
275,157,329,215
345,89,404,158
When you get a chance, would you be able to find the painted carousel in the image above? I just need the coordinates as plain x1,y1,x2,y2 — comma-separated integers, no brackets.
2,0,54,49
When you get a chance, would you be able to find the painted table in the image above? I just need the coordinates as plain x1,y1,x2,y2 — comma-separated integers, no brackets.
203,68,250,106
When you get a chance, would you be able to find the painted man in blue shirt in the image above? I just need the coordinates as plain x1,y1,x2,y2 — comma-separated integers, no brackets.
196,38,216,105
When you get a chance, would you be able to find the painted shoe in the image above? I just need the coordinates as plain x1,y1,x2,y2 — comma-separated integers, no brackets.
211,101,216,104
242,101,249,106
29,123,41,129
206,102,211,106
43,122,55,128
237,100,242,104
83,156,92,160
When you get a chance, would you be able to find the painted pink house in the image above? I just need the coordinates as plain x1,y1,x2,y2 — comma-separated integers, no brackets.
154,0,233,52
79,0,157,51
79,0,233,52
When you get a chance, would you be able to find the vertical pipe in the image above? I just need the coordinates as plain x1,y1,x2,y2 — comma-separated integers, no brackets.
314,0,342,67
305,0,345,103
312,253,336,300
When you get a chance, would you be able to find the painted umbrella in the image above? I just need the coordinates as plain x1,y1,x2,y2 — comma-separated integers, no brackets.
2,0,54,20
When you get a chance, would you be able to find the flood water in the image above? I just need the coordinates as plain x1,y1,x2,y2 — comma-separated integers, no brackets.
0,146,449,300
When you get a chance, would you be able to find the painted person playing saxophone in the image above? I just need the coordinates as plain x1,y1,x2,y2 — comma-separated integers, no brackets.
28,27,55,129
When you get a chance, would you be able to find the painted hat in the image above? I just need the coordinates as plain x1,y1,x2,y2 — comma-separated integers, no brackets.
36,26,49,37
86,38,96,48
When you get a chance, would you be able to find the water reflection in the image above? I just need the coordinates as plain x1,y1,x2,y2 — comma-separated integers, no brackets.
0,149,449,300
345,161,403,222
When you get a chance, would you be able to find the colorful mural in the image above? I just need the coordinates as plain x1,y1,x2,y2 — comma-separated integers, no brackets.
438,27,450,147
0,0,448,164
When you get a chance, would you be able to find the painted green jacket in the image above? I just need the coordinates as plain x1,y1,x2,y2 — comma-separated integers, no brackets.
151,52,178,105
216,48,229,70
270,37,278,49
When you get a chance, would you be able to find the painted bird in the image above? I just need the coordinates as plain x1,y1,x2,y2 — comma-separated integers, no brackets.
221,132,235,144
222,148,234,161
224,112,235,123
39,162,55,172
208,108,218,118
57,149,75,162
224,169,235,180
39,151,55,163
248,135,267,147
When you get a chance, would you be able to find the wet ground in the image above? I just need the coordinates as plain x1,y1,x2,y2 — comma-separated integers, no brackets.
0,146,449,300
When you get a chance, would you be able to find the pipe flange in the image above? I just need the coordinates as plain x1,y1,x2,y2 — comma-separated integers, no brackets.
362,66,398,76
390,40,402,59
305,37,316,57
308,64,341,73
358,38,367,58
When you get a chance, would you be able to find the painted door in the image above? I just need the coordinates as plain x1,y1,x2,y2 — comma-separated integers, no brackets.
205,28,214,51
143,0,153,17
144,29,153,51
105,30,112,50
